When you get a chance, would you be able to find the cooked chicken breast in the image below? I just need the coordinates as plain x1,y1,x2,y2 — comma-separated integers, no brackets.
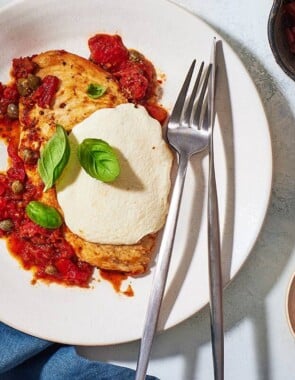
18,50,158,274
18,50,127,171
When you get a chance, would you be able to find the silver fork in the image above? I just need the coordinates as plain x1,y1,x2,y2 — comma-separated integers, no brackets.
135,60,212,380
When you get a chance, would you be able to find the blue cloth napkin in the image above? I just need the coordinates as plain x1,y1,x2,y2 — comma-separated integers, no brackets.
0,322,159,380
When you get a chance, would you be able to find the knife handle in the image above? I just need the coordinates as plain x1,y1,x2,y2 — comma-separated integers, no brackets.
208,136,224,380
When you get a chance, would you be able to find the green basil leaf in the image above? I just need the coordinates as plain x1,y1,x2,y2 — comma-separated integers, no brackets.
86,83,107,99
26,201,63,229
38,125,70,191
78,138,120,182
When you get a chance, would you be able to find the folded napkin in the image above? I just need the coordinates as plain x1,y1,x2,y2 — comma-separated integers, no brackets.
0,323,159,380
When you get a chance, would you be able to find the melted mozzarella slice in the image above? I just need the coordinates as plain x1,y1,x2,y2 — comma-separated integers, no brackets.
56,103,173,245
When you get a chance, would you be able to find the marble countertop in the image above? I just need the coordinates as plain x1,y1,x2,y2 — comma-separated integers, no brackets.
0,0,294,379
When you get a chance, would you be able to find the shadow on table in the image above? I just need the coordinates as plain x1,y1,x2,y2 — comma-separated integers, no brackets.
77,29,295,380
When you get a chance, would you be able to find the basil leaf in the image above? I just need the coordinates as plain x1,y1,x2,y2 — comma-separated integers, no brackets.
38,125,70,191
26,201,63,229
86,83,107,99
78,138,120,182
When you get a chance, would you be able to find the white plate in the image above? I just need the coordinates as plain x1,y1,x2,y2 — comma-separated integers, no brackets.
0,0,272,345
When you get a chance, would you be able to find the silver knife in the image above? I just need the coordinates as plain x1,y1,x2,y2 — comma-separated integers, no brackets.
207,38,224,380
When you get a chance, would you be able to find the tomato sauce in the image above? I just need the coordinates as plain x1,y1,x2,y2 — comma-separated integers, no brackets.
0,33,166,290
100,270,134,297
0,137,94,287
88,33,168,122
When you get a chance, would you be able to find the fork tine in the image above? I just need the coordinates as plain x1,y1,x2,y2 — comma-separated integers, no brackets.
193,64,212,128
169,60,196,125
182,61,204,126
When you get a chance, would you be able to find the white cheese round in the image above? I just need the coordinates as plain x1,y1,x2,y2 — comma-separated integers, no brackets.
56,103,173,245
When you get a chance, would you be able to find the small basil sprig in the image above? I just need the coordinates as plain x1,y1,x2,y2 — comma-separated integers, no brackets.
78,138,120,182
26,201,63,229
86,83,107,99
38,125,70,191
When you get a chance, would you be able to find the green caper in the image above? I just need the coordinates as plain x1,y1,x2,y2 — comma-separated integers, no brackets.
7,103,19,119
11,180,24,194
17,78,31,96
129,49,143,62
45,264,57,275
22,148,37,164
27,74,41,90
0,219,13,232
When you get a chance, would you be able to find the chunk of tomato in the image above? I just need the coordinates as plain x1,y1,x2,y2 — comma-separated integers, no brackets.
114,64,149,102
88,34,129,70
32,75,59,108
12,56,37,80
145,103,168,124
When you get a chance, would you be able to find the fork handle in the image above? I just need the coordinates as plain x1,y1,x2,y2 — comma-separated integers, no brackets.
208,138,224,380
135,154,189,380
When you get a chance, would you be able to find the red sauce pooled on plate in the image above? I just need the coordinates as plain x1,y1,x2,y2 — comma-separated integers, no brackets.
100,270,134,297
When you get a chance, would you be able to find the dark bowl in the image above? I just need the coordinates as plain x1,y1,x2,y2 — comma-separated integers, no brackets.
286,273,295,337
268,0,295,80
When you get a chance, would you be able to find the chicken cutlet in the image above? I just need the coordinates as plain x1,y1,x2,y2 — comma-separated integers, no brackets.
18,50,157,274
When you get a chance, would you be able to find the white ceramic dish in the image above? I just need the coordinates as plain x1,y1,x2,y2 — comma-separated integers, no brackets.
0,0,272,345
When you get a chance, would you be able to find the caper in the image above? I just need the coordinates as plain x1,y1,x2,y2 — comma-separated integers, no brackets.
11,180,24,194
129,49,143,62
22,148,37,164
7,103,19,119
27,74,41,90
17,78,31,96
45,264,57,275
0,219,13,232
